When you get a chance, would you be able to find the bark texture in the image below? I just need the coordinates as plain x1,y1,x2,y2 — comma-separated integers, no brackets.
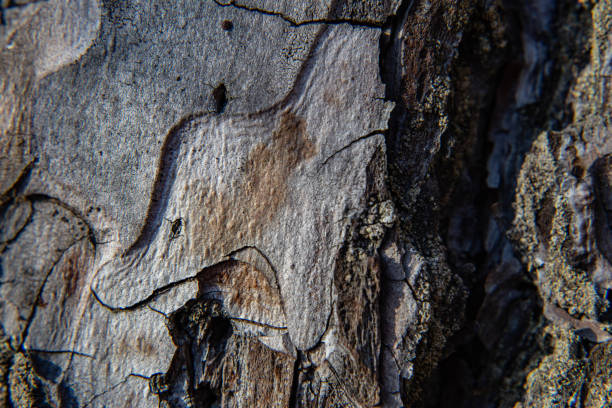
1,0,611,407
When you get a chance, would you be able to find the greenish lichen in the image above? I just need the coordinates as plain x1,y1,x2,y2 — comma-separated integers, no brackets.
0,333,11,407
521,325,612,408
571,0,612,123
522,326,587,408
8,351,45,408
509,1,612,406
511,129,601,316
582,341,612,406
0,325,51,408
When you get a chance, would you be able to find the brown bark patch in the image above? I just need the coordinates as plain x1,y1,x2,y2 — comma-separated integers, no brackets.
197,260,285,327
188,111,316,258
116,335,157,358
56,239,93,318
243,111,316,220
214,337,293,407
60,246,83,299
135,335,156,357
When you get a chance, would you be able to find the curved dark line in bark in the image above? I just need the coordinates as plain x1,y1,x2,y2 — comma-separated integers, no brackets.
26,193,98,248
0,157,36,204
228,316,287,331
318,130,387,170
26,348,94,358
127,111,209,253
122,23,338,255
213,0,384,28
91,274,288,331
19,240,81,350
90,274,197,312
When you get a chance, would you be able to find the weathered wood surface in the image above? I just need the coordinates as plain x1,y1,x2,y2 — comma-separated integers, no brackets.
2,0,612,407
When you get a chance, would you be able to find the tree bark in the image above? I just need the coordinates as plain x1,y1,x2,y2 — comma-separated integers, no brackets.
1,1,611,407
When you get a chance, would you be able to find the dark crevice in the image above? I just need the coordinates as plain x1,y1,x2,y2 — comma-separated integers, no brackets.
422,3,525,406
415,0,596,407
288,351,302,408
377,0,555,406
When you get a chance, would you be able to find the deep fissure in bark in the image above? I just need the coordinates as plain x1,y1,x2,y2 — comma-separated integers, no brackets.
377,0,599,406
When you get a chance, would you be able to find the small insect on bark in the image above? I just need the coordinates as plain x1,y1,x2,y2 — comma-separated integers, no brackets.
165,217,184,241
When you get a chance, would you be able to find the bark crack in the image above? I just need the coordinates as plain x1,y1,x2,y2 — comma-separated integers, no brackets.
318,130,387,170
25,348,94,359
92,246,289,330
0,157,36,206
82,375,132,408
90,274,198,312
26,193,99,249
212,0,384,28
228,316,287,331
93,282,289,330
18,238,86,349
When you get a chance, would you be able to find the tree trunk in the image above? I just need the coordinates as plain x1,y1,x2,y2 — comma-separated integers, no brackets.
1,0,611,407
